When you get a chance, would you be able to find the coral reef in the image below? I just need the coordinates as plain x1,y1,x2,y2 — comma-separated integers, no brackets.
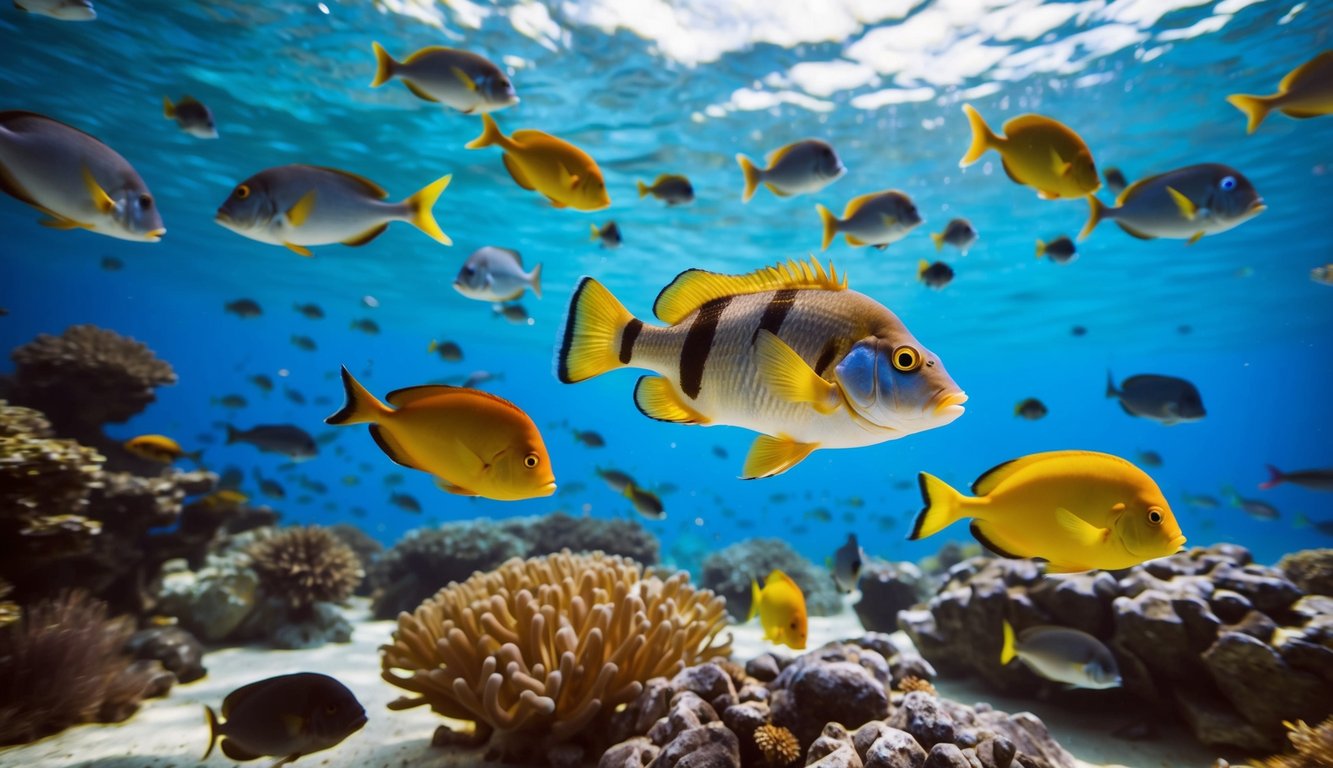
753,723,800,766
899,544,1333,752
897,675,937,696
0,591,172,746
1279,549,1333,596
1254,716,1333,768
854,560,930,633
701,538,842,620
503,512,660,565
248,526,363,615
329,523,382,597
382,550,731,764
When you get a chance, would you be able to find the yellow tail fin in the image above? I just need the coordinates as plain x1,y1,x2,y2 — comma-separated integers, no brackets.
637,180,650,198
748,578,762,622
930,231,944,251
370,41,396,88
589,223,600,242
404,174,452,245
816,204,838,251
736,154,761,203
1225,93,1272,135
910,472,967,540
1000,620,1017,665
162,97,176,119
325,365,390,425
529,262,543,300
466,113,505,150
1079,195,1108,242
556,277,639,383
203,706,221,760
959,103,998,167
427,339,439,353
1035,239,1047,259
916,259,930,279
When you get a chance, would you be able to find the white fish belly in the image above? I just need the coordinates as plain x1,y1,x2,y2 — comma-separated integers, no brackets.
268,188,404,246
0,122,133,229
398,66,481,112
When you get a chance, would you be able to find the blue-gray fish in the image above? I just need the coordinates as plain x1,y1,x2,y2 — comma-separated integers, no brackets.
1081,163,1264,244
931,218,977,254
637,174,694,206
204,673,366,765
817,190,921,251
162,96,217,139
737,140,845,202
1001,621,1120,689
370,42,518,114
14,0,94,20
454,246,541,302
0,111,163,240
225,424,318,460
1106,372,1205,426
1260,465,1333,492
831,533,863,593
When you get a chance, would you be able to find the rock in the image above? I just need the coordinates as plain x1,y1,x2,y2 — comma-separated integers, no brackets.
647,723,740,768
808,744,864,768
1209,563,1301,614
862,727,927,768
1028,571,1118,638
649,692,717,747
1173,595,1223,652
923,744,972,768
1172,684,1279,752
974,736,1015,768
746,653,782,682
888,691,955,750
249,600,352,649
672,663,737,711
601,737,660,768
124,659,176,699
1289,594,1333,621
1202,631,1329,742
807,723,856,763
855,562,927,632
1111,590,1197,685
852,721,893,761
1226,610,1277,643
156,556,258,642
771,647,891,747
721,703,768,766
124,626,206,683
1278,549,1333,596
1207,589,1253,624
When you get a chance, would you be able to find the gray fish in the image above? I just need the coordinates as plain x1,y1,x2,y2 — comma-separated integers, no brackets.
637,174,694,206
1014,398,1047,420
253,471,285,500
624,484,664,519
817,190,921,251
1260,465,1333,492
428,339,463,362
204,672,366,765
1182,493,1220,509
1035,236,1076,263
737,139,845,202
0,111,163,240
1001,621,1120,689
349,318,380,335
1081,163,1264,244
162,96,217,139
1137,450,1164,468
597,467,634,493
931,217,977,254
917,260,954,289
591,221,622,248
454,246,541,302
493,302,530,325
572,429,605,448
1106,372,1205,425
370,42,518,114
461,370,501,388
1235,496,1279,521
390,493,421,513
250,374,275,392
14,0,94,21
100,255,123,271
226,424,318,460
1103,167,1127,195
284,387,307,406
293,303,324,319
225,299,262,318
831,533,863,593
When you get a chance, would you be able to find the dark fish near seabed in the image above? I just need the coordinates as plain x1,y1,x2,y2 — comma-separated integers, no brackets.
253,472,286,500
389,492,422,513
831,533,863,593
597,467,634,493
225,299,262,318
204,672,366,765
226,424,318,460
1259,465,1333,492
624,484,665,519
1106,372,1205,425
428,339,464,361
1014,398,1047,420
591,220,622,248
291,335,317,351
250,374,275,392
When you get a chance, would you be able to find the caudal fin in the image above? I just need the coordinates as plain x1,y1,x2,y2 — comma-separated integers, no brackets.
403,175,452,245
529,262,543,300
325,365,389,426
466,113,504,150
203,706,221,760
589,223,601,242
556,277,639,383
931,231,945,251
1105,370,1118,399
162,97,176,119
747,578,762,622
736,154,761,203
1258,464,1285,490
1225,93,1272,135
910,472,968,540
1035,239,1047,259
1079,195,1109,242
816,204,838,251
224,425,239,445
370,42,396,88
1000,620,1017,665
959,103,999,167
636,180,650,198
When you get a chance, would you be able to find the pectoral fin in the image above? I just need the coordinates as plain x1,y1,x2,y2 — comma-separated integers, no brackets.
283,242,314,257
845,235,867,246
434,478,479,496
220,739,262,761
40,215,91,230
634,376,709,424
753,330,840,414
81,166,116,215
287,189,317,228
1052,149,1073,177
451,66,478,91
1166,186,1197,220
1054,507,1110,549
741,434,819,479
1187,231,1205,245
879,214,897,227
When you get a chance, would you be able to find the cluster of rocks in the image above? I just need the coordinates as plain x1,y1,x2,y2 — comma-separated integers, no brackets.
701,538,843,620
854,560,933,633
599,635,1076,768
899,544,1333,752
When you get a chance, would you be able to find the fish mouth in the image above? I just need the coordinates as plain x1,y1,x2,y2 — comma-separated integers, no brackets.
932,391,969,417
214,211,232,225
145,228,165,241
1169,534,1187,552
1247,200,1266,215
537,481,557,497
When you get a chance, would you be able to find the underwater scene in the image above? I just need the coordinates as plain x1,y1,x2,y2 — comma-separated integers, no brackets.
2,0,1332,766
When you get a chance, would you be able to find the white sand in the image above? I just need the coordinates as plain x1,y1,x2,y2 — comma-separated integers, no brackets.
0,597,1236,768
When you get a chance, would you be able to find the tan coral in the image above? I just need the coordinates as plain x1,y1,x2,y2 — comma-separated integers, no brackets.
754,723,801,766
1256,717,1333,768
381,550,731,762
248,526,363,613
898,675,938,696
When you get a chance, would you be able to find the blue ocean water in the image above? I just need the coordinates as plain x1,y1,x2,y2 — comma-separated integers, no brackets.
1,0,1330,570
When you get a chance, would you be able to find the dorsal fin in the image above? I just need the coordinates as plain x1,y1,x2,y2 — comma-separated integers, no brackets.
385,384,456,407
971,453,1058,496
1280,51,1332,93
653,257,848,324
310,166,388,199
768,569,800,591
1115,170,1170,206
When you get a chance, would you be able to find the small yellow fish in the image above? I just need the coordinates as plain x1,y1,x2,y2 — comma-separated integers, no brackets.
124,434,199,464
198,490,249,508
959,104,1099,200
749,569,808,650
325,366,555,501
911,450,1186,573
466,114,609,211
1227,51,1333,134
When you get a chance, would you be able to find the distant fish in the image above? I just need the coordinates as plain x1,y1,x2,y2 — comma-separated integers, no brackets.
100,255,123,271
225,299,262,318
931,217,977,255
1182,493,1220,509
917,260,954,289
466,114,609,211
254,473,285,500
1106,372,1205,426
1226,51,1333,134
162,96,217,139
460,370,501,388
1259,465,1333,492
571,428,605,448
1295,514,1333,537
737,139,845,202
624,483,664,519
1014,398,1048,420
212,394,247,409
299,477,329,494
124,434,201,464
1103,167,1128,195
218,466,245,492
389,492,422,513
349,318,380,335
959,104,1099,200
816,190,921,251
14,0,94,23
293,303,324,320
712,445,728,459
369,42,518,114
1137,450,1164,468
290,335,317,351
454,246,541,303
1081,164,1264,244
831,533,863,593
493,302,530,325
1035,236,1076,263
749,569,808,650
1070,325,1087,337
225,424,318,460
249,374,274,392
596,467,634,493
637,174,694,206
383,473,405,487
1001,620,1121,689
284,387,307,406
590,221,622,249
204,672,366,766
1312,265,1333,286
428,339,463,362
1225,487,1279,521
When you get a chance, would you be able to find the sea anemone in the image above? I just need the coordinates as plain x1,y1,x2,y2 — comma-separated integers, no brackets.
754,723,802,767
1255,717,1333,768
248,526,363,616
898,675,938,696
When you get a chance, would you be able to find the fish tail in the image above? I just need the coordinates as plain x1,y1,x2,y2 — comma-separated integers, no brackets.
224,425,239,445
1105,370,1118,399
1079,195,1108,242
589,223,600,242
162,96,176,119
1225,93,1271,135
203,706,220,760
466,113,504,150
1258,464,1284,490
529,262,543,300
403,174,452,245
555,277,640,383
816,204,838,251
636,180,649,198
326,365,389,426
370,41,396,88
959,103,997,167
427,339,439,353
1035,239,1047,259
736,154,761,203
1000,620,1017,665
916,259,930,279
930,231,944,251
748,578,761,622
910,472,968,540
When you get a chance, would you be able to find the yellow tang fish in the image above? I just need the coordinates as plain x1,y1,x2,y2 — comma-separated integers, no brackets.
124,434,200,464
749,569,808,650
556,257,967,479
324,366,555,501
959,104,1100,200
1227,51,1333,134
466,114,609,211
910,450,1186,573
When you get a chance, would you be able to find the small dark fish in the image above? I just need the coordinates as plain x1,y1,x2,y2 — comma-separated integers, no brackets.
163,95,217,139
100,255,124,271
226,424,318,460
218,466,245,491
341,475,361,487
293,303,325,320
296,494,315,505
213,394,247,409
1014,398,1048,420
299,477,329,494
428,339,463,362
917,259,954,289
1226,487,1278,520
712,445,728,459
1177,324,1192,335
383,473,405,487
1104,167,1128,195
493,302,530,325
831,533,863,593
597,467,634,493
1071,325,1088,337
931,217,977,254
390,492,421,513
624,484,664,519
805,507,832,522
591,220,622,248
204,672,366,765
225,299,262,318
254,474,286,500
572,429,605,448
1259,465,1333,492
250,374,275,392
291,335,317,351
1035,236,1077,263
1137,450,1164,468
350,318,380,335
285,387,307,406
1106,372,1205,425
637,174,694,206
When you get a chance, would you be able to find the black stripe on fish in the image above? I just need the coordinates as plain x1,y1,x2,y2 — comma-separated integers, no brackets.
814,339,839,377
751,288,798,344
619,318,643,364
680,296,731,399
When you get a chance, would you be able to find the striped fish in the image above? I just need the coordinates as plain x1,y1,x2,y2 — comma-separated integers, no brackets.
556,257,967,479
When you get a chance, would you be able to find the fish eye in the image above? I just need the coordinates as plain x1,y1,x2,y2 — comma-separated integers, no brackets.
139,194,153,208
891,345,922,372
524,453,539,468
235,184,251,200
1147,507,1163,526
325,703,339,714
1220,176,1236,191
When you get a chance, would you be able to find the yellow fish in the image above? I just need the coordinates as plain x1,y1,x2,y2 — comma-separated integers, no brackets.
959,104,1100,200
1227,51,1333,134
466,114,609,211
749,569,808,650
910,450,1186,573
324,366,555,501
124,434,199,464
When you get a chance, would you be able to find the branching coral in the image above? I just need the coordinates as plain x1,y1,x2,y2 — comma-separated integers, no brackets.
381,550,732,763
754,723,801,767
897,675,938,696
1255,717,1333,768
248,526,363,615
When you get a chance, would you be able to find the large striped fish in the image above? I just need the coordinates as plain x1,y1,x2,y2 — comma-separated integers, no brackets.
556,257,967,478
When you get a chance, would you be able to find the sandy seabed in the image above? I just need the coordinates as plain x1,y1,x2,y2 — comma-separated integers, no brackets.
0,598,1231,768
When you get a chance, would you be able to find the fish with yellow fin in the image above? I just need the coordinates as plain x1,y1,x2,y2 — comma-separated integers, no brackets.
1227,51,1333,134
204,672,366,767
816,190,921,251
369,42,518,114
124,434,201,464
749,569,808,650
1080,164,1263,244
959,104,1100,200
556,257,966,479
162,95,217,139
910,450,1186,573
466,114,609,211
325,366,555,501
737,139,844,202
